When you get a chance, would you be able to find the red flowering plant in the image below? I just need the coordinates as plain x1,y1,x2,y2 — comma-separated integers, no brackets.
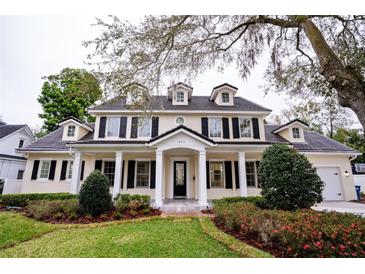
213,200,365,258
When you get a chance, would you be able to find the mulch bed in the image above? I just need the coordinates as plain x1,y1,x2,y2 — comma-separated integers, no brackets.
201,209,213,214
212,217,281,257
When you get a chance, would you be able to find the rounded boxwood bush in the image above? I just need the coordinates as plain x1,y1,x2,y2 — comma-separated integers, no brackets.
79,170,112,216
258,144,324,210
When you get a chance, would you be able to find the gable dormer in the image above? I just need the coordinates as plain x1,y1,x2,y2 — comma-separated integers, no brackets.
59,117,93,141
272,119,308,143
209,83,237,106
168,82,193,105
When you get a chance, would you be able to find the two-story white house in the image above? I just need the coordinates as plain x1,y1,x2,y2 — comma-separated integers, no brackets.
18,83,360,207
0,122,35,189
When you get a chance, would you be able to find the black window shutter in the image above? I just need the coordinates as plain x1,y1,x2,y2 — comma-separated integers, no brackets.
127,160,136,188
48,160,57,180
234,161,239,189
99,117,107,138
201,117,208,137
80,161,85,180
131,117,138,138
222,118,230,139
60,160,68,180
150,160,156,189
121,160,125,188
252,118,260,139
119,117,127,138
151,117,159,137
95,160,102,171
256,161,261,188
232,117,240,138
206,161,210,189
224,161,233,189
31,160,40,180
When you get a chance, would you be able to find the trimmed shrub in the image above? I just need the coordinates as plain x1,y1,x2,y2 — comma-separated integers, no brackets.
0,193,78,207
213,201,365,258
26,199,80,220
258,144,324,210
213,196,264,206
79,170,112,216
115,194,150,213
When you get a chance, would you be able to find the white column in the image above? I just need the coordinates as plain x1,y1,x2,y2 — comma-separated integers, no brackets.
112,151,123,198
155,150,163,207
70,151,82,194
238,151,248,197
198,149,208,206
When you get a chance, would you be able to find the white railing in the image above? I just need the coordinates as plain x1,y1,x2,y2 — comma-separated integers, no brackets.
2,179,22,194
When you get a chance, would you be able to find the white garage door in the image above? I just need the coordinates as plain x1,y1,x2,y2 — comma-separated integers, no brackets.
316,167,344,201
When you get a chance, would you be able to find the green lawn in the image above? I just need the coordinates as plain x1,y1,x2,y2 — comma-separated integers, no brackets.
0,212,260,258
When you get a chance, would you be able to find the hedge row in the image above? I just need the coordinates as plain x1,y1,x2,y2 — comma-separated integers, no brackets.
0,193,78,207
212,196,269,208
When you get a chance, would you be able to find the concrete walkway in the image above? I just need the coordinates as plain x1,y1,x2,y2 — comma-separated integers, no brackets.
312,201,365,217
159,199,211,215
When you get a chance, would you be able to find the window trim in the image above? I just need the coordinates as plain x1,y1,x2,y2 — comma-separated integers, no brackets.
134,160,151,188
175,91,185,103
221,92,230,103
37,159,51,181
18,138,25,148
239,117,253,139
105,116,121,138
17,170,24,180
67,125,76,137
137,117,152,138
245,161,257,188
209,160,225,188
292,127,301,139
208,117,223,138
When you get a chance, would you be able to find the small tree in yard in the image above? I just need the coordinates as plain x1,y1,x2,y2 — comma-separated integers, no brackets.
79,170,112,216
258,144,324,210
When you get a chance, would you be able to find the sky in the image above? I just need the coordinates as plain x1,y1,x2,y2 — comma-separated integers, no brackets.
0,15,294,129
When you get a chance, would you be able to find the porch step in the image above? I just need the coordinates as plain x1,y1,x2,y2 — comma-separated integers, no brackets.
156,199,211,213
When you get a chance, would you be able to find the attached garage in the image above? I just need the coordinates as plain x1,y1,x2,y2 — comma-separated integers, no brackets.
316,166,344,201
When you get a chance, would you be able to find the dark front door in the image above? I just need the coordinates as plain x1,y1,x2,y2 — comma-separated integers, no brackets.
173,161,186,197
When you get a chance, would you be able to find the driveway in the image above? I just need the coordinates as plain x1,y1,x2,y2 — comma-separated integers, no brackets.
312,201,365,217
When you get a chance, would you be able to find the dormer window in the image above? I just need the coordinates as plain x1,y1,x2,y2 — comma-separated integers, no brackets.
221,92,230,103
292,128,300,139
176,91,185,103
67,125,76,137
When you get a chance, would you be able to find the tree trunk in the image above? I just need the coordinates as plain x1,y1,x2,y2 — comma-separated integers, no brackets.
301,19,365,130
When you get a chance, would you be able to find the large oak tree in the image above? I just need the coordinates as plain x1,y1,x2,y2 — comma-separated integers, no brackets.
85,15,365,129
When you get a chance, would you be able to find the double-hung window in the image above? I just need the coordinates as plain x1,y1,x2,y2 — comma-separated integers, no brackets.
292,128,300,139
210,161,224,187
39,160,51,180
18,139,24,148
67,161,74,180
137,117,151,138
176,91,185,103
136,161,150,187
221,92,230,103
209,117,222,138
245,162,256,187
103,161,116,185
106,117,120,137
239,118,252,138
67,125,76,137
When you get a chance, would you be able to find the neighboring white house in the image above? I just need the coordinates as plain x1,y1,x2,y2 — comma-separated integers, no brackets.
0,121,35,193
17,83,361,207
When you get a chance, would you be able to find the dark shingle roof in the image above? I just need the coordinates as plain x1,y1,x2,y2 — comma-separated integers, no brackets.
0,124,26,139
0,153,26,160
91,96,271,112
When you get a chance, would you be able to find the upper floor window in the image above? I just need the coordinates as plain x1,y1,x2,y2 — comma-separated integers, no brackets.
221,92,230,103
138,117,151,138
18,139,24,148
292,128,300,139
38,160,51,179
209,117,222,138
67,125,76,137
136,161,150,187
210,161,224,187
176,91,185,102
239,118,252,138
106,117,120,137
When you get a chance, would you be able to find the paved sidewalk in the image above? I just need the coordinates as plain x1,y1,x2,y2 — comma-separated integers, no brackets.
312,201,365,217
